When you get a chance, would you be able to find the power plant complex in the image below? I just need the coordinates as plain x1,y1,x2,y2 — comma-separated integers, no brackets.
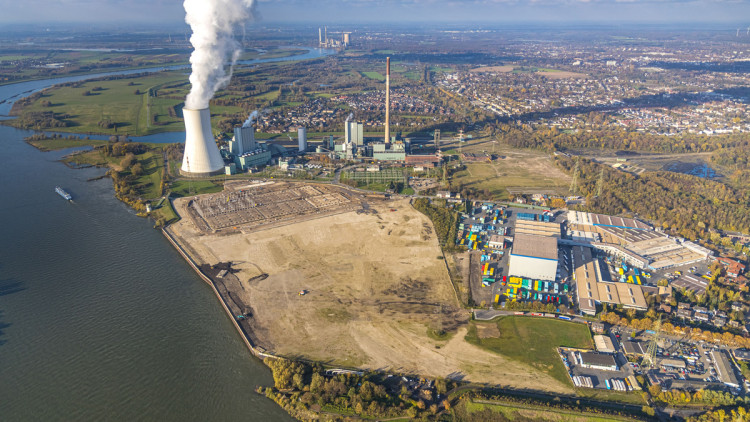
181,57,441,178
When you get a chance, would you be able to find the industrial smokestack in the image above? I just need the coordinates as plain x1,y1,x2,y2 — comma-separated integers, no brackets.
181,108,225,177
385,57,391,144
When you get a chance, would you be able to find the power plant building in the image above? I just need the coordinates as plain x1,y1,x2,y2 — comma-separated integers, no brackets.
181,108,226,177
235,148,271,171
345,121,364,146
372,142,406,161
230,126,257,156
508,233,558,281
297,127,307,152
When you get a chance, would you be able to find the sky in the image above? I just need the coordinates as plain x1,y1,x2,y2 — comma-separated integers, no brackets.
0,0,748,24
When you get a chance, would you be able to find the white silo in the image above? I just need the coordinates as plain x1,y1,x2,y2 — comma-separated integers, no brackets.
297,127,307,152
181,108,225,177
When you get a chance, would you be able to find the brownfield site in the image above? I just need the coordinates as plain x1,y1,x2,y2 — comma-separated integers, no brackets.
168,181,573,393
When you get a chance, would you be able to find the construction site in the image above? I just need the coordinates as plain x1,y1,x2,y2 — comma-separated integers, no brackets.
167,181,575,393
183,180,363,233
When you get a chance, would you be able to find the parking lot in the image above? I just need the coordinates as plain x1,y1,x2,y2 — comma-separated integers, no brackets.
559,347,637,391
457,202,572,308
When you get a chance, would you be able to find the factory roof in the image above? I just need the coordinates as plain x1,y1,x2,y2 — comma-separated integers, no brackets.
514,220,561,238
614,282,648,310
511,234,558,260
622,341,646,355
579,352,617,368
572,245,647,313
573,246,601,315
672,274,709,295
711,350,741,388
567,211,650,230
597,226,662,244
594,335,616,353
661,358,687,369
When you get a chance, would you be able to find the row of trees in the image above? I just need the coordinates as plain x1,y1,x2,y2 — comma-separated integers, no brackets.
412,198,460,251
260,358,444,420
653,387,748,407
690,406,750,422
599,310,750,348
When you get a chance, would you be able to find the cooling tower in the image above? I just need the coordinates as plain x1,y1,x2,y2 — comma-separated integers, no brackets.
181,108,225,177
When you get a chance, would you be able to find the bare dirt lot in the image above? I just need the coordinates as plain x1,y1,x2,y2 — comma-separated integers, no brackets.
470,65,514,73
170,184,572,393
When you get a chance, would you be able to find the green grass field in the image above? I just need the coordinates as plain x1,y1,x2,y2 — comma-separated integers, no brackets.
169,179,224,198
451,158,570,200
13,72,189,135
465,317,592,386
459,399,635,422
360,71,385,81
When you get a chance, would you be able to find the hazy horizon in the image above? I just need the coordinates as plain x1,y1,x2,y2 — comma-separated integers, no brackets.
0,0,748,25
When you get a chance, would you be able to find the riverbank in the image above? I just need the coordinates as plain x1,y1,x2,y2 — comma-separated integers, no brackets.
162,225,275,360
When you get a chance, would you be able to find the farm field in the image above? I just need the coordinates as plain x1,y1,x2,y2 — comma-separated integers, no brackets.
10,71,193,135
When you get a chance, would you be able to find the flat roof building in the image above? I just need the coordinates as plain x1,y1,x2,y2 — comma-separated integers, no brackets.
508,234,558,281
515,220,561,238
578,352,618,371
594,335,616,353
622,341,646,356
672,274,709,295
573,245,647,315
711,350,741,389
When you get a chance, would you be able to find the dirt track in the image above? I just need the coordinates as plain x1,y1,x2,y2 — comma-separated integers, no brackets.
170,194,572,393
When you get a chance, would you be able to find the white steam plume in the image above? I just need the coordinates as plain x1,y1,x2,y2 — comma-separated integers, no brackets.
243,110,259,128
183,0,257,110
345,113,354,123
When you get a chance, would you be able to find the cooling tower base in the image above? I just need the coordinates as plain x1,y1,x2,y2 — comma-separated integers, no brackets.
179,168,224,178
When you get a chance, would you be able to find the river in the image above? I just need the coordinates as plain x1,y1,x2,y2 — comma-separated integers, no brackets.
0,46,333,421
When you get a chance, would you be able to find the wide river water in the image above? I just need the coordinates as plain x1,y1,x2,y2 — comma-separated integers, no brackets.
0,47,333,421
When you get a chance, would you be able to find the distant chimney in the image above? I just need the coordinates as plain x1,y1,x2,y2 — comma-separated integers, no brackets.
385,57,390,144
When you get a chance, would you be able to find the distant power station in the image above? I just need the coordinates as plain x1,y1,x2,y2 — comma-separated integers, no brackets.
181,108,225,177
318,26,351,48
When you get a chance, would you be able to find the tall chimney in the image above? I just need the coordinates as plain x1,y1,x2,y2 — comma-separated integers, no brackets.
385,57,390,144
181,108,225,177
318,28,322,46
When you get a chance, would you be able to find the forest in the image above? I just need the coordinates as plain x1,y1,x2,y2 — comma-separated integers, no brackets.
555,156,750,241
259,358,452,420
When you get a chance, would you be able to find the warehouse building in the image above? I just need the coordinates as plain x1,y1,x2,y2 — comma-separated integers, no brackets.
573,246,648,315
567,211,651,231
508,234,558,281
577,352,618,371
514,220,561,238
672,274,709,295
711,350,741,389
622,341,646,356
594,335,616,353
